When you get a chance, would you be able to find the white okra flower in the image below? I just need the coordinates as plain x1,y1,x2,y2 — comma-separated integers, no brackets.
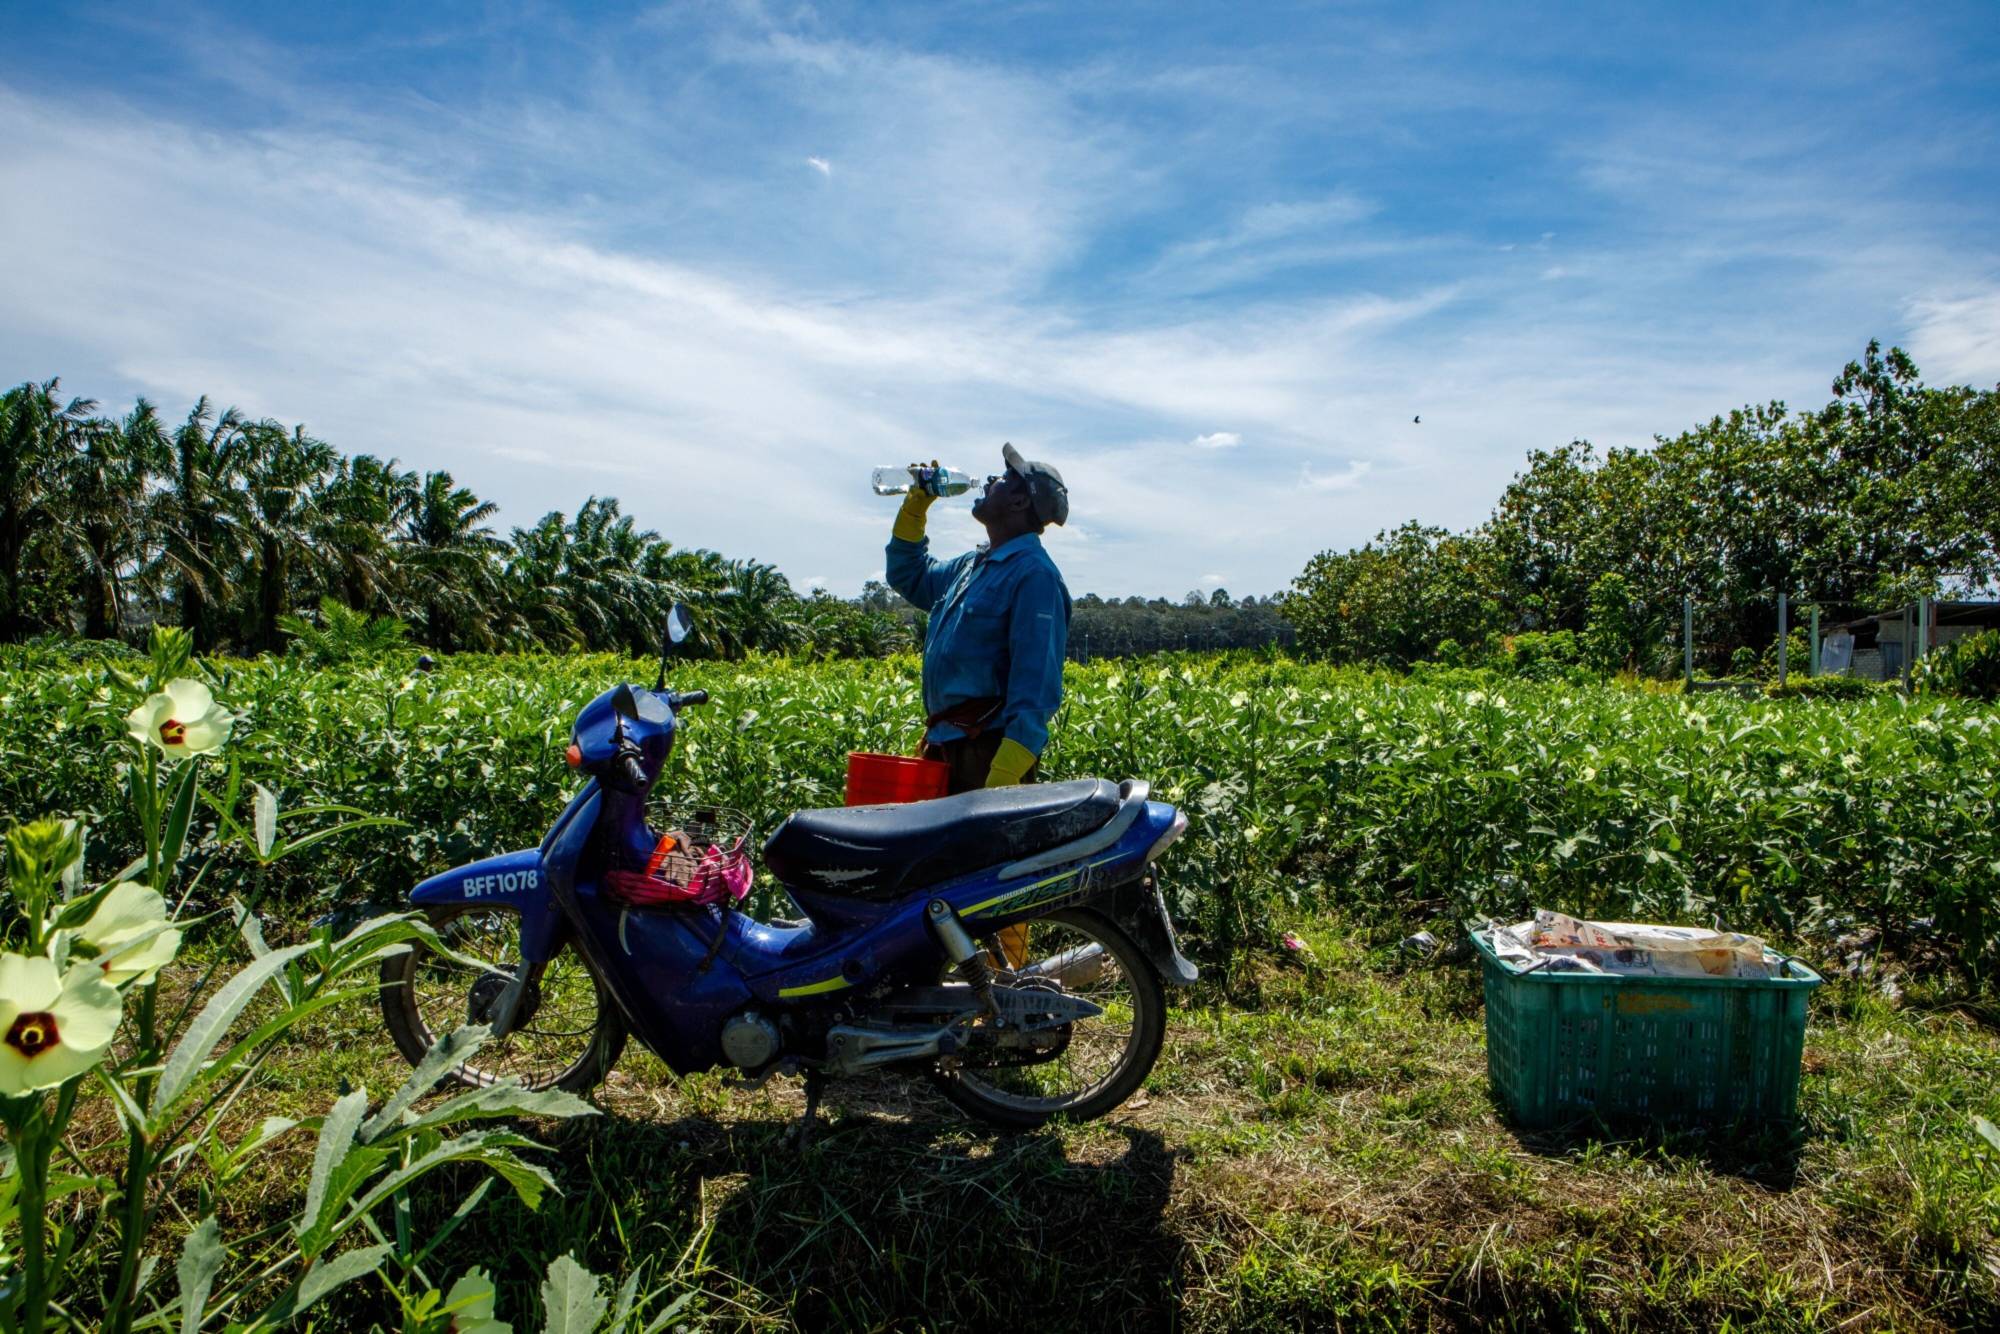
0,953,123,1095
125,678,232,759
77,881,184,986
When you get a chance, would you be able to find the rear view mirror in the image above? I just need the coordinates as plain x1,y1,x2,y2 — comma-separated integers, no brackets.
655,603,695,690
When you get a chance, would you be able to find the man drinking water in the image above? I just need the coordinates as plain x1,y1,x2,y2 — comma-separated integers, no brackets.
886,444,1071,962
886,442,1071,790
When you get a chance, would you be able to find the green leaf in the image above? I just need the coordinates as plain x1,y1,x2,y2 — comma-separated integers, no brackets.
541,1253,609,1333
361,1025,490,1144
401,1081,597,1136
231,898,271,960
262,814,404,862
610,1270,642,1329
300,1089,368,1244
297,1144,394,1260
1974,1115,2000,1154
644,1291,698,1333
217,1116,299,1181
253,782,278,860
155,941,317,1114
176,1215,225,1334
293,1242,394,1314
171,988,372,1140
337,1131,555,1225
48,881,116,931
159,755,203,880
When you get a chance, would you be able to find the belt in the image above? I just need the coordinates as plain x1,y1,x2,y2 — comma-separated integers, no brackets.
923,696,1003,740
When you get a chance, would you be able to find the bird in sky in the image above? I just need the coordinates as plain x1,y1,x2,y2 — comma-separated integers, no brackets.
1413,415,1421,424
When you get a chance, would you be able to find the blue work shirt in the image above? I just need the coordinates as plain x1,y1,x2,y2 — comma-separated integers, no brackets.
885,531,1071,754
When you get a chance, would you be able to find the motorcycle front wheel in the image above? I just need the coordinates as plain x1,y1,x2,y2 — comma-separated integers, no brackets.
931,907,1166,1129
379,903,626,1094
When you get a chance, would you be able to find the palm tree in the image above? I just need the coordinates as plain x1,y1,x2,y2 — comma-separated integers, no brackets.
563,496,666,653
504,497,680,653
709,558,803,656
500,511,584,647
0,379,96,641
314,453,418,615
153,397,250,651
238,421,338,653
62,398,165,641
398,471,507,651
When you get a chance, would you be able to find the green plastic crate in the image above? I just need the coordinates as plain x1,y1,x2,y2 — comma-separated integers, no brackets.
1472,927,1822,1130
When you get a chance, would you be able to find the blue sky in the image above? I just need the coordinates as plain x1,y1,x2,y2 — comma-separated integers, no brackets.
3,1,1997,598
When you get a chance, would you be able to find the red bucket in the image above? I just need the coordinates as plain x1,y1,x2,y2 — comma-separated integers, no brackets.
845,752,949,806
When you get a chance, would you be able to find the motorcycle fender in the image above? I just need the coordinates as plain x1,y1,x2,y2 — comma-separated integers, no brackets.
1104,876,1199,986
410,849,564,962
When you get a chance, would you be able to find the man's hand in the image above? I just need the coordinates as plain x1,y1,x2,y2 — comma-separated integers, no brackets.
909,461,952,498
892,462,939,542
984,738,1038,787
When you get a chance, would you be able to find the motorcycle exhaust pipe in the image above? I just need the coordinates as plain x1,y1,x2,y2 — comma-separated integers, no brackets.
1019,943,1106,990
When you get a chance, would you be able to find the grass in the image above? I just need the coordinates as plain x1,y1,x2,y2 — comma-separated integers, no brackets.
125,914,2000,1331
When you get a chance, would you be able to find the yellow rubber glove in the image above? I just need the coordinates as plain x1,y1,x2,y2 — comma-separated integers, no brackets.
987,738,1040,969
984,737,1038,787
892,463,942,543
995,922,1032,970
891,486,936,543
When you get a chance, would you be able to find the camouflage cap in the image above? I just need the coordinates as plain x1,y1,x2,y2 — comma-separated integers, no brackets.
1001,442,1068,527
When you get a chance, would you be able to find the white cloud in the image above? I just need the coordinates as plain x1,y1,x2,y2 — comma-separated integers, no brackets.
3,3,1993,601
1906,287,2000,386
1140,192,1387,293
1299,461,1373,492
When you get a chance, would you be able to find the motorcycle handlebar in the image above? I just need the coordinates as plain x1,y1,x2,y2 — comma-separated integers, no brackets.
669,689,710,709
619,753,650,790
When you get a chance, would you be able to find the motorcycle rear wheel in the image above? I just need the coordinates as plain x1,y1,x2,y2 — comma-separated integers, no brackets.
931,907,1166,1129
379,903,626,1094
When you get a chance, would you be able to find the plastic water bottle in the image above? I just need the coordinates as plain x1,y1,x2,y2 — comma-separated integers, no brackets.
871,465,975,497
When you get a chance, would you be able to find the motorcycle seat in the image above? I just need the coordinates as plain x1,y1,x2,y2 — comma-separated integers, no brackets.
762,778,1123,900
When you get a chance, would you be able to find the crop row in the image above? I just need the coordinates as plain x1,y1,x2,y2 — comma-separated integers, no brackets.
4,652,1997,980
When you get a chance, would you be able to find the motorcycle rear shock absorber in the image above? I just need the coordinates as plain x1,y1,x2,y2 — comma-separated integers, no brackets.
926,898,1000,1020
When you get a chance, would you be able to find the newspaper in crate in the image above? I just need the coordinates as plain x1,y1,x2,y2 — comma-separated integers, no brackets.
1489,909,1772,979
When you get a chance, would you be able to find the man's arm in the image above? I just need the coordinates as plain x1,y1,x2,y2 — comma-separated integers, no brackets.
885,489,951,610
987,567,1070,785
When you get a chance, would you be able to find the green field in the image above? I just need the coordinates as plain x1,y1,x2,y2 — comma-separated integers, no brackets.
9,649,2000,974
4,650,1999,1329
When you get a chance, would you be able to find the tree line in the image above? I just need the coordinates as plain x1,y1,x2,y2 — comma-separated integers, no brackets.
19,339,1988,673
1283,343,2000,673
0,377,1293,662
0,381,918,659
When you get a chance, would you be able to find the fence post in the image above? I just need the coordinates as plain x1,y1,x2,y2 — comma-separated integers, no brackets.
1903,604,1913,689
1918,595,1929,663
1808,606,1820,677
1778,593,1789,688
1683,596,1694,687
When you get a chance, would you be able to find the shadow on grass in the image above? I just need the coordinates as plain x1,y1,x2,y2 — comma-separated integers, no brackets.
437,1075,1186,1331
1496,1097,1809,1189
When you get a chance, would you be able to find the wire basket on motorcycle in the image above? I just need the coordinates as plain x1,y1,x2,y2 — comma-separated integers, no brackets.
605,800,754,909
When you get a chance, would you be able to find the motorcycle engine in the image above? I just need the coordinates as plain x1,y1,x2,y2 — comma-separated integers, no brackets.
719,1010,781,1069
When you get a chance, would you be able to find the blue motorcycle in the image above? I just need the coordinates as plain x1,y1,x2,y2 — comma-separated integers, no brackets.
380,608,1197,1128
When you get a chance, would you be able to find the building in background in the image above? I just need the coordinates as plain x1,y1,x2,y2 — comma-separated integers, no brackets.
1821,601,2000,682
